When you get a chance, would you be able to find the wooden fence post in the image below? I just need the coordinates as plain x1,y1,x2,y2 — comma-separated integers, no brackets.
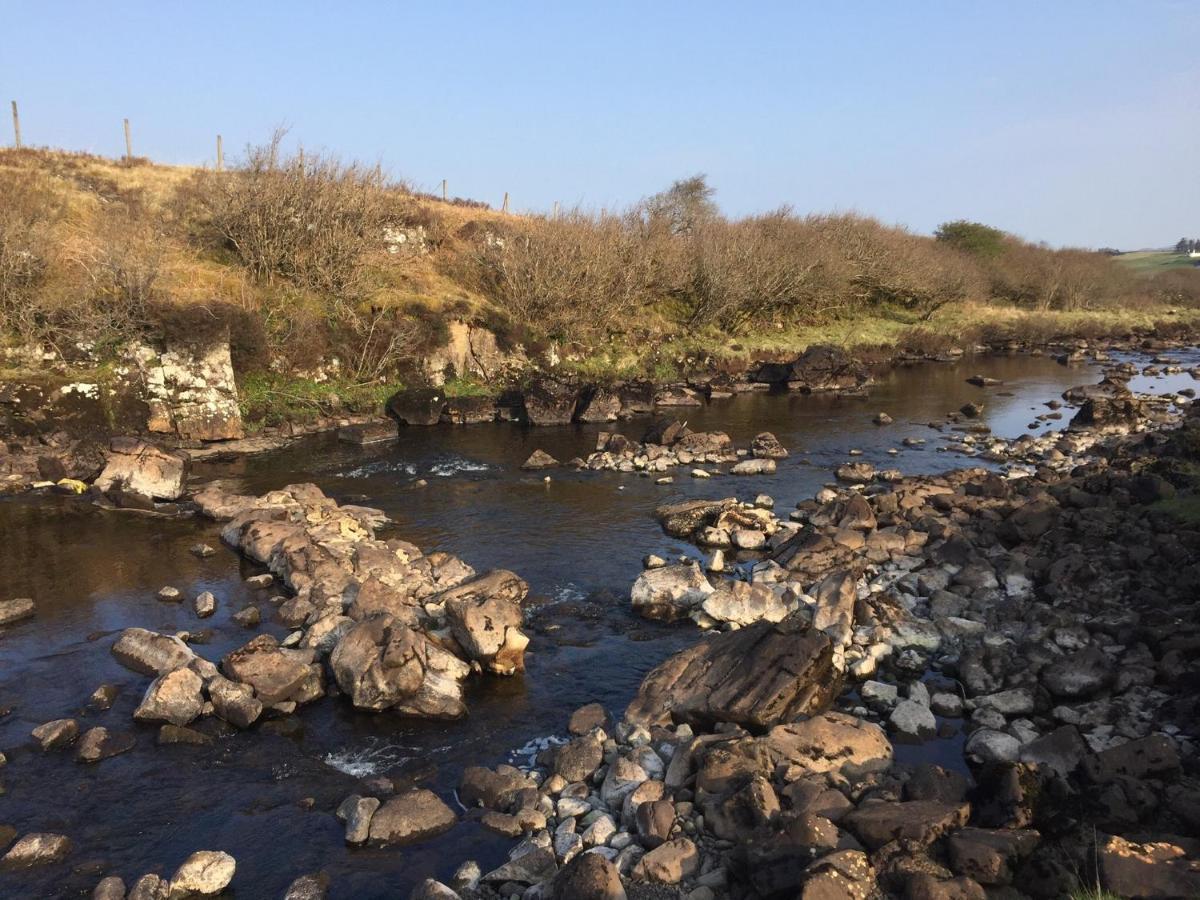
502,191,510,213
216,134,223,171
552,200,560,219
10,101,20,148
441,179,447,202
123,118,132,161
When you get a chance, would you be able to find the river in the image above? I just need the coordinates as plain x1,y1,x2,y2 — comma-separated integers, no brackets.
1,349,1195,897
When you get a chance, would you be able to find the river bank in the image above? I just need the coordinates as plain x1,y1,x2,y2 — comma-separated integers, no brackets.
0,348,1197,898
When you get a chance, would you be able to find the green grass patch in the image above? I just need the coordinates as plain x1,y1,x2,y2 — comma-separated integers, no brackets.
1067,888,1122,900
237,373,400,429
1115,251,1196,273
1152,494,1200,527
441,375,495,398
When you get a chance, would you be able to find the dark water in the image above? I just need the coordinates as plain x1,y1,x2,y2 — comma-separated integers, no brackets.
1,351,1196,898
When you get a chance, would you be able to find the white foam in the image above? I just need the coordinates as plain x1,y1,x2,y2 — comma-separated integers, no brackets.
322,740,415,776
429,457,492,477
508,734,567,769
339,460,417,479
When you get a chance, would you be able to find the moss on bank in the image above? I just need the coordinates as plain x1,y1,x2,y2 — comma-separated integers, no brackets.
237,374,401,428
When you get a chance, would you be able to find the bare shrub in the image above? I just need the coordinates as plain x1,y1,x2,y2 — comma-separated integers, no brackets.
0,169,63,341
465,210,656,342
60,197,163,344
190,131,390,296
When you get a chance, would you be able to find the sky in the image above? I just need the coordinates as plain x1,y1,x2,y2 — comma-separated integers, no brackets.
4,1,1198,249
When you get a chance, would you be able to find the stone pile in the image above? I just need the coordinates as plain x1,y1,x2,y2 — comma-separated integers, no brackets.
582,422,787,476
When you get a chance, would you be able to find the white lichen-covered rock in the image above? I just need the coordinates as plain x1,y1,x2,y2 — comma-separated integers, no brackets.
134,334,244,442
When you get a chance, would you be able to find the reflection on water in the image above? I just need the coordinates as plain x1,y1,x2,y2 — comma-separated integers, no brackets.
1,350,1196,897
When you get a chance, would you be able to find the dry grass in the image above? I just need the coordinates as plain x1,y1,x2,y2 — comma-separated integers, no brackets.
2,147,1197,387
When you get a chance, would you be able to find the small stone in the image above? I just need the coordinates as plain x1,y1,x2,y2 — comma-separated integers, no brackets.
0,598,35,626
193,592,216,618
0,832,73,869
31,718,78,751
190,543,216,558
170,850,236,896
157,586,182,602
76,727,136,763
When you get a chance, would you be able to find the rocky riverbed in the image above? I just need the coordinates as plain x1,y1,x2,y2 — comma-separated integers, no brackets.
407,376,1200,899
2,346,1199,898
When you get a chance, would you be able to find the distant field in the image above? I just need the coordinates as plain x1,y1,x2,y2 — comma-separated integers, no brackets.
1116,251,1198,273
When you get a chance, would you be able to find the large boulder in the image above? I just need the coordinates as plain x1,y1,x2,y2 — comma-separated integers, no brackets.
766,711,893,779
133,668,204,726
111,628,196,676
625,613,841,729
220,635,318,705
551,852,626,899
655,498,738,538
0,833,73,870
699,580,792,627
330,617,470,717
1098,834,1200,898
522,377,580,425
170,850,237,896
94,438,190,500
442,571,530,675
387,388,446,426
367,790,457,845
787,344,872,392
631,563,714,622
843,800,971,850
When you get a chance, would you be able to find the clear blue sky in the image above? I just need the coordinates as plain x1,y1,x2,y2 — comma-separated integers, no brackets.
4,1,1197,249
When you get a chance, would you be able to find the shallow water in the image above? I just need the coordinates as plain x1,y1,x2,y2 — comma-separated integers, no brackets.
1,350,1196,897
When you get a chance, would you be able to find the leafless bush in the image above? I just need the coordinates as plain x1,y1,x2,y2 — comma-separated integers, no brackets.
0,169,62,341
328,300,429,381
466,210,656,341
61,198,163,343
190,131,391,296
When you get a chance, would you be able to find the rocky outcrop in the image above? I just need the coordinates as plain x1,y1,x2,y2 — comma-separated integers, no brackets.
750,344,873,392
135,335,244,441
197,482,528,719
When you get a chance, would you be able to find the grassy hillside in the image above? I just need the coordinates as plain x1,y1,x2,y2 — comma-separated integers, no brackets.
3,145,1199,423
1116,251,1198,273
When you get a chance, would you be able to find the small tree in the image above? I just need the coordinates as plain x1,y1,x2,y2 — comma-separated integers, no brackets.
935,220,1008,259
643,174,718,236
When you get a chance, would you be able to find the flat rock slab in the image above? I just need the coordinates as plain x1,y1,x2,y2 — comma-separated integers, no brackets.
843,800,971,850
367,790,456,845
626,613,840,730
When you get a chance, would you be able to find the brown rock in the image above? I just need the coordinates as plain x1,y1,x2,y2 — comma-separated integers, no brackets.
625,613,841,730
631,837,699,884
843,800,971,850
367,789,457,845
